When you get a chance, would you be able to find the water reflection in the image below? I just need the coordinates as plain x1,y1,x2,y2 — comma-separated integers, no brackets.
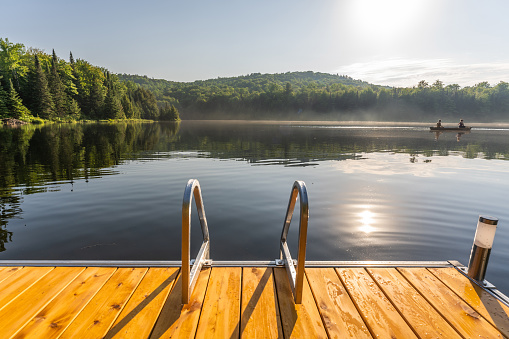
359,210,376,234
433,130,471,142
1,121,509,253
0,122,181,251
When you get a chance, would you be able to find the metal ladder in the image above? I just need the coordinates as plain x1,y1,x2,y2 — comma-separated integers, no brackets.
181,179,309,304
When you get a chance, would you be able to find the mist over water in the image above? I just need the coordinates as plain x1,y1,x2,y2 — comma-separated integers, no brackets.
1,121,509,293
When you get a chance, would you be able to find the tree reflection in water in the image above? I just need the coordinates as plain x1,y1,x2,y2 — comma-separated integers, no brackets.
1,121,509,253
0,122,181,251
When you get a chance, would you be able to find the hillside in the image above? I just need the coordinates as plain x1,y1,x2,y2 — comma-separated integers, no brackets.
2,37,508,123
118,72,509,122
118,71,374,91
0,38,180,122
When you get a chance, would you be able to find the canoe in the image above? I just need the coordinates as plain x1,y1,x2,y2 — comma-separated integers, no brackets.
430,126,472,131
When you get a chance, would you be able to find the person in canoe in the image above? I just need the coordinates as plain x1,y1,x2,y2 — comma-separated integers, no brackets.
436,119,443,128
458,119,465,128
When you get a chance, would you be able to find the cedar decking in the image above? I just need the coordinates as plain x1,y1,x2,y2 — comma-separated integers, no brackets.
0,265,508,338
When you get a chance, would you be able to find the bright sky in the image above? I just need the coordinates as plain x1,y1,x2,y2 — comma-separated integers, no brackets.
2,0,508,87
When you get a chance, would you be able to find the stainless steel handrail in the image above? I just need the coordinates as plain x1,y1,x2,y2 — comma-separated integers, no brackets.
280,180,309,304
182,179,210,304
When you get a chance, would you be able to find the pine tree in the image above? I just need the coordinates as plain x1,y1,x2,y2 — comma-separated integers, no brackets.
121,93,137,119
7,79,30,119
0,79,9,118
33,55,54,119
85,78,105,119
170,104,180,121
103,84,125,119
69,52,84,109
132,87,159,119
158,103,181,121
48,50,67,118
66,97,81,119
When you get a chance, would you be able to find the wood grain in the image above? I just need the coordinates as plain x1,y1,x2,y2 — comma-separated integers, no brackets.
0,266,22,284
195,267,241,339
149,268,210,339
336,267,418,339
58,267,147,339
428,267,509,337
104,267,179,339
0,266,84,338
274,267,328,338
398,267,504,338
240,267,283,338
306,267,372,338
14,267,116,339
0,266,54,311
367,267,461,338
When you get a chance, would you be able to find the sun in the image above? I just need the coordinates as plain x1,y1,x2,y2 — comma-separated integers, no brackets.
344,0,430,43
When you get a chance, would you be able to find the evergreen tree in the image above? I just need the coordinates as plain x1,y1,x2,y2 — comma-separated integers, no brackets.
0,79,8,118
170,104,180,121
33,55,54,119
69,51,82,103
66,97,81,119
48,50,67,118
159,103,181,121
7,79,30,119
86,79,105,119
132,87,159,119
121,93,137,119
103,82,125,119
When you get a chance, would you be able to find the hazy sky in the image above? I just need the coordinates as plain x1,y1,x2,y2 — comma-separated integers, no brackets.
2,0,508,87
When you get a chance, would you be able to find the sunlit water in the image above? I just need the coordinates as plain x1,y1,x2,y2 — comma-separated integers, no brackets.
1,121,509,293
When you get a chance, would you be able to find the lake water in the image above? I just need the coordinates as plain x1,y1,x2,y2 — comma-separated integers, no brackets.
1,121,508,293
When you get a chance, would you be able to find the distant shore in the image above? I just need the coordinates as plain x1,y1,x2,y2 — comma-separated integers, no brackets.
183,120,509,128
4,118,509,129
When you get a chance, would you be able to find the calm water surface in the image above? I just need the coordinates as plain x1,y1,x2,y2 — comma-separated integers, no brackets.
1,121,509,293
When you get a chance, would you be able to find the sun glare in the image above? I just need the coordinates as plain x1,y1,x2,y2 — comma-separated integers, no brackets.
359,210,376,234
346,0,429,42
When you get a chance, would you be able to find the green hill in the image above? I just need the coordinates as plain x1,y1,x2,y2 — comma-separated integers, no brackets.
117,72,509,122
2,37,509,123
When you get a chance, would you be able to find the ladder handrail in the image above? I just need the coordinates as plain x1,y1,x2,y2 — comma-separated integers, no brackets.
182,179,210,304
280,180,309,304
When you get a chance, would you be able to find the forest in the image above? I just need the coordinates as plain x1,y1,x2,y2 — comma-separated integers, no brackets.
2,37,509,123
120,73,509,122
0,38,180,122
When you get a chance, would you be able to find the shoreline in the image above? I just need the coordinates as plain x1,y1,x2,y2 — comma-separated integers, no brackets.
4,118,509,129
182,120,509,128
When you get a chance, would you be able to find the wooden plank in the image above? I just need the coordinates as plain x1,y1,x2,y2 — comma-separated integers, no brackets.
0,266,22,284
0,266,54,311
336,267,418,338
274,267,328,339
398,267,505,338
0,266,84,338
149,267,210,339
58,267,148,339
428,267,509,337
367,268,462,339
13,267,116,339
240,267,283,338
306,267,372,338
195,267,241,339
104,267,179,339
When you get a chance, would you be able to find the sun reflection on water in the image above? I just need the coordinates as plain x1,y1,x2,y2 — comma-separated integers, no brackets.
359,210,376,233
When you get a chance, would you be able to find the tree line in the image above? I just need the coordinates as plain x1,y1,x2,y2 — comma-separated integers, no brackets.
3,38,509,123
120,74,509,122
0,38,180,122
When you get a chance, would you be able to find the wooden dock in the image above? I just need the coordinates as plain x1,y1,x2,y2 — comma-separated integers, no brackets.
0,264,508,338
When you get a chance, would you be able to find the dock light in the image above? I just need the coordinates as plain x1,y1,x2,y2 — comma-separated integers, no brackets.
467,215,499,282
